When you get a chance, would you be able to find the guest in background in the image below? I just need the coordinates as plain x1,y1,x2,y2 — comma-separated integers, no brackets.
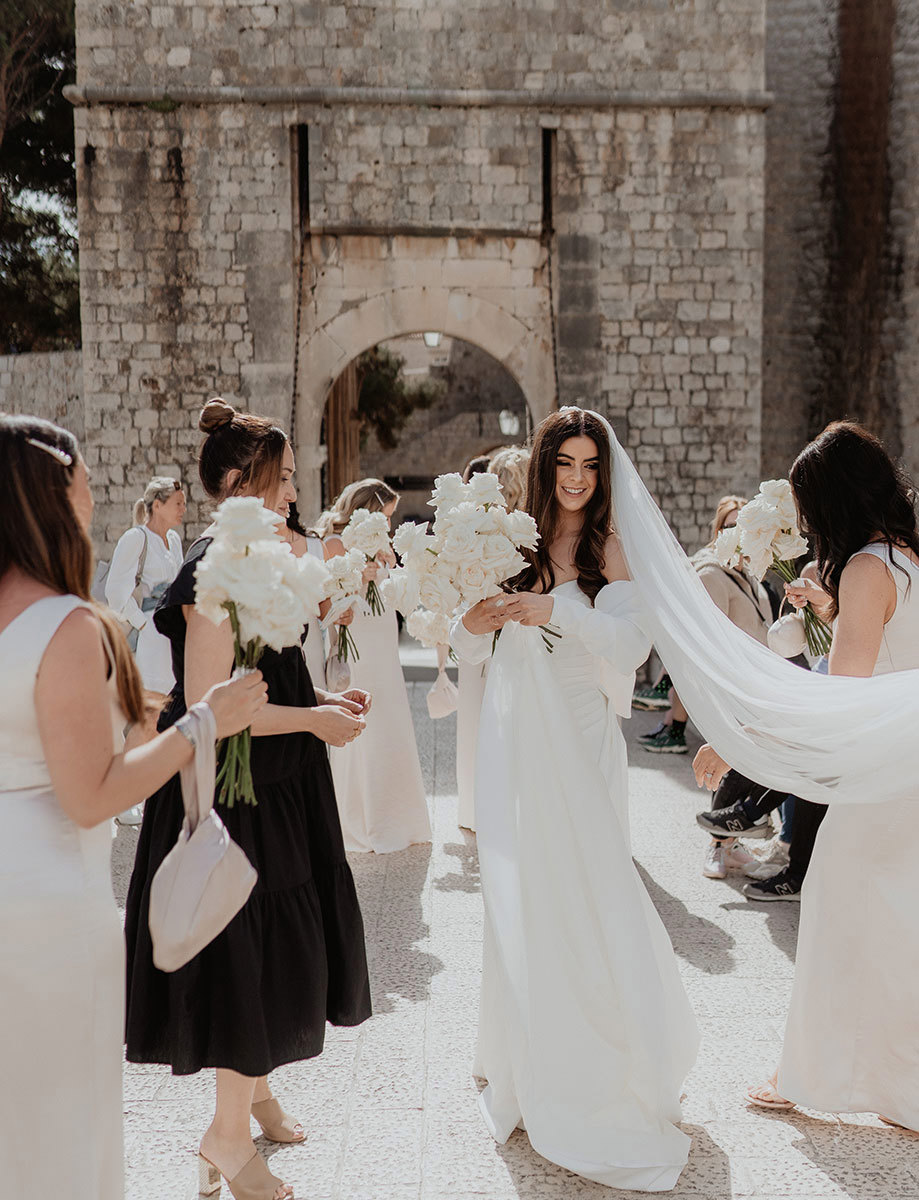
456,445,530,831
315,479,431,853
105,476,185,698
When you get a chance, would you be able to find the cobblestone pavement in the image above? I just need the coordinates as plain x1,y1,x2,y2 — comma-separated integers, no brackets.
113,690,919,1199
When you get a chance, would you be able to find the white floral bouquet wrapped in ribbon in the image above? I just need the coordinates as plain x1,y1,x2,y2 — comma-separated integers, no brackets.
195,497,329,806
341,508,392,615
715,479,833,656
384,471,556,651
321,547,366,663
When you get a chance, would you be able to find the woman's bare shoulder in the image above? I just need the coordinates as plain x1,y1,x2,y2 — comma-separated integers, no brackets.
601,531,631,583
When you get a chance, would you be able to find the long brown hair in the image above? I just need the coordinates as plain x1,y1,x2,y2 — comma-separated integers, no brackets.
0,415,144,723
790,420,919,618
311,478,399,538
198,397,288,503
511,408,612,603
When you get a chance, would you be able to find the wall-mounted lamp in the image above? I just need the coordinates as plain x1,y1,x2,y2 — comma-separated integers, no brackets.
422,331,442,348
498,409,521,438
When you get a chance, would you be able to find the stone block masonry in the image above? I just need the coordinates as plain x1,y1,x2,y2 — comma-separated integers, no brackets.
68,0,774,554
0,352,85,442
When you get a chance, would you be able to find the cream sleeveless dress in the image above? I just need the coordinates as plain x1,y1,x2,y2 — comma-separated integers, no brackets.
778,544,919,1127
302,535,327,689
328,565,431,853
0,595,125,1199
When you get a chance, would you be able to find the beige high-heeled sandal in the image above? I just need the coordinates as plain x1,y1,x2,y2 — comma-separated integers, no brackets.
198,1149,292,1200
251,1097,306,1144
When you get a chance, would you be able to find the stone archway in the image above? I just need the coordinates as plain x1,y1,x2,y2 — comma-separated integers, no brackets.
295,284,555,517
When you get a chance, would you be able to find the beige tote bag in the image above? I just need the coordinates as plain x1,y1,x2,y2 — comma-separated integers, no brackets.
148,703,257,972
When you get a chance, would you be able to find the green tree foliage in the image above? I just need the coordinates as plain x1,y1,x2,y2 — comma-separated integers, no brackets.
356,345,445,450
0,0,79,352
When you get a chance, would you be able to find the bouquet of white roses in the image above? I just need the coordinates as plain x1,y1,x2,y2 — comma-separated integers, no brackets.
384,471,558,652
715,478,833,656
341,508,392,616
195,497,329,806
321,547,366,663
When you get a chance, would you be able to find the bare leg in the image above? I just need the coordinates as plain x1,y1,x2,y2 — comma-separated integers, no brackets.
200,1069,292,1198
670,689,688,724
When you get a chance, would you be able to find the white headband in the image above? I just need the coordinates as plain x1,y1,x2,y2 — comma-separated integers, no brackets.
26,437,73,467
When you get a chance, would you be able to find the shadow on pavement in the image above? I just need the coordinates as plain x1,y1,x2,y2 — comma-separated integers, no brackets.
434,833,481,894
636,861,737,975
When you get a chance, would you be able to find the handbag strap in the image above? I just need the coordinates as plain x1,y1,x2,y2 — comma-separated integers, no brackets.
178,703,217,831
134,527,149,590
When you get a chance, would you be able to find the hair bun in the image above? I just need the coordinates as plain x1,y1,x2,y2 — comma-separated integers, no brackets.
199,397,236,433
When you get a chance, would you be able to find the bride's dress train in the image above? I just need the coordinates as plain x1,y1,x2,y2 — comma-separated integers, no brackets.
452,580,699,1191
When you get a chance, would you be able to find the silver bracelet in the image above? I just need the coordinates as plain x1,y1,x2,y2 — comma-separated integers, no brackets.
174,715,197,750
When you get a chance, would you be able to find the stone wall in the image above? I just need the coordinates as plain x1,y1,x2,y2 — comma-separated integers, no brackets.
70,0,770,552
73,102,295,549
0,351,85,441
760,0,836,480
76,2,764,94
762,0,919,484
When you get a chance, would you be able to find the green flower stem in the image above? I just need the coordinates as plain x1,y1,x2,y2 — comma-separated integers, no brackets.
215,601,262,807
366,575,385,616
337,623,360,663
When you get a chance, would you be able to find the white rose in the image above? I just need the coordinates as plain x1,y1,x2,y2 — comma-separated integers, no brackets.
278,545,328,617
502,508,540,551
342,510,391,558
428,473,469,509
418,572,461,615
772,531,808,563
455,561,492,604
736,496,780,539
714,525,742,568
406,607,452,649
758,479,792,507
478,533,519,577
742,540,775,581
381,568,421,615
393,521,432,561
210,495,283,548
196,540,285,614
465,472,505,508
439,521,480,563
433,499,479,535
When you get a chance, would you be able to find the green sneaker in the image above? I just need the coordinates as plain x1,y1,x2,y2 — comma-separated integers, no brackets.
632,675,672,711
640,725,687,754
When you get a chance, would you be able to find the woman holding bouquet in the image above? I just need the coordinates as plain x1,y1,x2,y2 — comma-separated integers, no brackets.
0,414,266,1200
696,421,919,1128
314,479,430,853
125,400,373,1200
451,407,699,1190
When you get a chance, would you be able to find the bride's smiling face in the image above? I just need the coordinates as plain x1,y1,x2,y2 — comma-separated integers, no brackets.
555,436,600,515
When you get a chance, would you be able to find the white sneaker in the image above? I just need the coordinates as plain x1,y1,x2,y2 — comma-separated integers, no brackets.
723,841,757,871
115,804,144,827
702,842,727,879
744,838,790,880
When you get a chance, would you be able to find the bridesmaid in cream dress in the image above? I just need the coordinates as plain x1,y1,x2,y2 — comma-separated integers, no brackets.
0,415,265,1200
456,446,530,831
314,479,431,853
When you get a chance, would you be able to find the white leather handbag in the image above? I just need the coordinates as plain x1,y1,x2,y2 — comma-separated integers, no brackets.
148,703,257,972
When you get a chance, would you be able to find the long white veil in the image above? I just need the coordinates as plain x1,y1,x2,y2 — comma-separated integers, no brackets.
594,410,919,806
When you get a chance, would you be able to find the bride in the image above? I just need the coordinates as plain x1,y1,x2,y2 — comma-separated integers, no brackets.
450,407,699,1191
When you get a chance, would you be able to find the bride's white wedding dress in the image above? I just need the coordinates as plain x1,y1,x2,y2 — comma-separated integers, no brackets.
451,580,699,1192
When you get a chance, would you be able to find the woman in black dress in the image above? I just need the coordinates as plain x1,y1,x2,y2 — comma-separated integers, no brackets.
125,399,372,1200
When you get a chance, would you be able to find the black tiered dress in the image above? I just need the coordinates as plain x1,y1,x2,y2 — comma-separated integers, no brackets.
124,539,371,1077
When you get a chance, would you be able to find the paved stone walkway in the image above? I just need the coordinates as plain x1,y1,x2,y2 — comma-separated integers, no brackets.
113,691,919,1199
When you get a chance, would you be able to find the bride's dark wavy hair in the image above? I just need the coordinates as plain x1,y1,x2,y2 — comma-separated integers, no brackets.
790,420,919,619
509,407,612,603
